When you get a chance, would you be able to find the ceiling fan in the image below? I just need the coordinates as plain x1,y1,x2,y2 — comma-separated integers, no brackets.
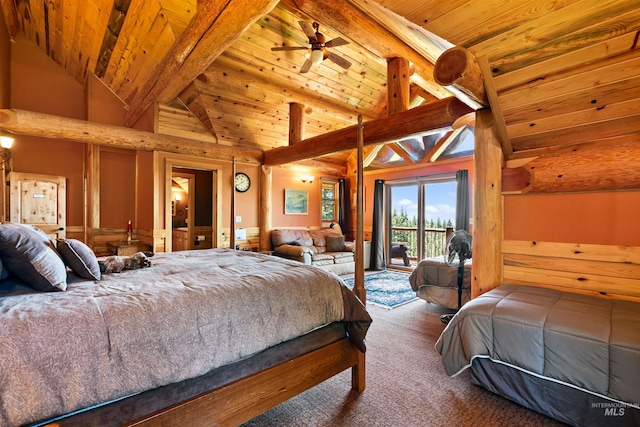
271,21,352,73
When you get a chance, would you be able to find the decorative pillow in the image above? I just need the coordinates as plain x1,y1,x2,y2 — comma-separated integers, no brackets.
326,235,345,252
0,223,67,291
57,239,101,281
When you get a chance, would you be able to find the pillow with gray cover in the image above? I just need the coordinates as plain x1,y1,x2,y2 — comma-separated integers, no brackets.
326,235,345,252
0,223,67,291
57,239,101,281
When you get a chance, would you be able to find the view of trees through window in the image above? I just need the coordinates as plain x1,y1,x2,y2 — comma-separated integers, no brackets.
321,180,338,222
389,180,456,263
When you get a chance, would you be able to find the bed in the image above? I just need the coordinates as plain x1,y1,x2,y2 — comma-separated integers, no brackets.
408,256,471,309
0,229,371,427
435,284,640,426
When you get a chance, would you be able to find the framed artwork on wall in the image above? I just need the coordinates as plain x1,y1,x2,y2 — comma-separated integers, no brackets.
284,189,309,215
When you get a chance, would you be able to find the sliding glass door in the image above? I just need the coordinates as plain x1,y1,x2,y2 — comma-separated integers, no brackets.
386,175,456,267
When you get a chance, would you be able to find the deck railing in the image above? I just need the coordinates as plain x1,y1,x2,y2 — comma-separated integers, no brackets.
390,226,452,262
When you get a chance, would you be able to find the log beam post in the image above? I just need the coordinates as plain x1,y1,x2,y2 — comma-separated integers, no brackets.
289,103,306,145
434,46,488,109
473,109,504,297
259,166,273,252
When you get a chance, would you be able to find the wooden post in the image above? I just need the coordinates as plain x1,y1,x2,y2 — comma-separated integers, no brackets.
472,109,504,297
289,103,305,145
230,157,236,248
387,57,411,114
354,115,366,303
259,166,272,252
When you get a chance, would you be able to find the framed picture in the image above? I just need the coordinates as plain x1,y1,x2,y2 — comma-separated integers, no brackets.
284,189,309,215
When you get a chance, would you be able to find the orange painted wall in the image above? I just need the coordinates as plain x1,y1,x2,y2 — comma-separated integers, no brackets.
271,168,321,227
504,191,640,246
0,10,10,109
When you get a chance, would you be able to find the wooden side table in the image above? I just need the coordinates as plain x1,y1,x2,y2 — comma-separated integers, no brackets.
107,241,152,257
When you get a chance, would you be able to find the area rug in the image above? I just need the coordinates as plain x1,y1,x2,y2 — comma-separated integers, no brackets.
342,270,417,309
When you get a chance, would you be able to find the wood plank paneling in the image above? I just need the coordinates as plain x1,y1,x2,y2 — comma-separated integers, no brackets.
503,239,640,302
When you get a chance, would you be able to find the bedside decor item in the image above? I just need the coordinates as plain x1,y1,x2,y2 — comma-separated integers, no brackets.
234,172,251,192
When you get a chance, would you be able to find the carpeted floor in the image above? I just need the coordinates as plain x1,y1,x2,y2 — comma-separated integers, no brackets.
241,299,566,427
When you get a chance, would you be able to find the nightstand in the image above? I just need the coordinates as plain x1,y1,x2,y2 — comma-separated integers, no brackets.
107,241,152,256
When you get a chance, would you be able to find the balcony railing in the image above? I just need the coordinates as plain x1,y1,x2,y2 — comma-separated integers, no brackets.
390,226,453,263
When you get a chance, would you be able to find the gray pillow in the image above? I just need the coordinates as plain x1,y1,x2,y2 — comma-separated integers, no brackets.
326,235,345,252
57,239,101,281
0,223,67,292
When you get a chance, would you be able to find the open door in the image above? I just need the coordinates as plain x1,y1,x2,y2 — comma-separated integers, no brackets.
9,172,66,240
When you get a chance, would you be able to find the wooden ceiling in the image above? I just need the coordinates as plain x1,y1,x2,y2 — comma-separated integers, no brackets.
1,0,639,174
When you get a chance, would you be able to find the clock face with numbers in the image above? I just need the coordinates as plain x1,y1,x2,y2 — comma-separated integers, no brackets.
234,172,251,192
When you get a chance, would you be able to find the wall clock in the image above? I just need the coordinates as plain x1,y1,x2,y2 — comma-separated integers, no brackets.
234,172,251,192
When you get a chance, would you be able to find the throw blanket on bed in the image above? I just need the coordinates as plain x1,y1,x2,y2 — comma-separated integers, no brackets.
436,284,640,407
0,249,371,426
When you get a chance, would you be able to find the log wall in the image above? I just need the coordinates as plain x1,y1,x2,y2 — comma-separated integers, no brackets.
503,240,640,303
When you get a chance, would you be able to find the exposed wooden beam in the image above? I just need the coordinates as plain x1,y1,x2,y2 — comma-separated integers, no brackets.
434,46,488,108
263,97,473,166
0,109,262,164
289,103,306,145
124,0,280,127
389,143,415,165
283,0,451,99
503,141,640,194
477,55,513,158
0,0,19,36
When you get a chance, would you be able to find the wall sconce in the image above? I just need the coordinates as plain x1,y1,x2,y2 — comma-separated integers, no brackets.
300,175,314,184
0,136,14,169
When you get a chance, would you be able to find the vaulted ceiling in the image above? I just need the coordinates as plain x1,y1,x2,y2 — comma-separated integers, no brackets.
2,0,639,175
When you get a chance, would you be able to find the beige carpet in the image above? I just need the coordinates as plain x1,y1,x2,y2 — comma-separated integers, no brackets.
242,299,566,426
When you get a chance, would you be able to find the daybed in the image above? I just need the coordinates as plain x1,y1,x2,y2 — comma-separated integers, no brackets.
436,284,640,427
0,223,371,426
408,256,471,309
271,228,356,275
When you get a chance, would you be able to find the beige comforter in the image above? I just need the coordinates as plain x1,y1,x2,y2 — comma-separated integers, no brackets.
0,249,370,426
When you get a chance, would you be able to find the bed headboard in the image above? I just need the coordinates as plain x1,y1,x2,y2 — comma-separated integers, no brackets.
502,240,640,303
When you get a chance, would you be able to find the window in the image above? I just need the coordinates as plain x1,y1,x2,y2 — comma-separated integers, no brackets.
321,179,339,222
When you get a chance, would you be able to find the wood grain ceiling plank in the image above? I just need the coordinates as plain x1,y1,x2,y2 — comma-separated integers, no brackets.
94,0,132,78
493,31,639,92
200,62,363,124
121,19,176,104
178,82,215,132
500,51,640,109
124,0,280,127
378,0,468,28
81,0,115,81
101,0,160,87
470,0,639,75
281,0,451,99
510,114,640,151
58,0,78,70
427,0,577,48
220,45,383,114
157,104,217,143
507,99,640,139
159,0,196,38
43,0,64,63
502,75,640,124
507,133,640,161
0,0,19,35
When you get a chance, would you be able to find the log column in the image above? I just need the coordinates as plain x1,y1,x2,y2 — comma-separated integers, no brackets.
473,109,504,297
289,103,306,145
259,166,273,252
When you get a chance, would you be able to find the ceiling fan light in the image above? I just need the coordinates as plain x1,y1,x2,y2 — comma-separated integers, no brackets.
310,49,324,65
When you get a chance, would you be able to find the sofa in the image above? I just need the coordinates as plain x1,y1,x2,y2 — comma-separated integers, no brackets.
270,228,355,275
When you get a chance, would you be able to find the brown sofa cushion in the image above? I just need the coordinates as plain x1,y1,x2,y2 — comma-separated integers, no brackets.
326,235,345,252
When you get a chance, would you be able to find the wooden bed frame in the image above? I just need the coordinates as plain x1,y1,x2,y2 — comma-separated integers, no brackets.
41,117,369,427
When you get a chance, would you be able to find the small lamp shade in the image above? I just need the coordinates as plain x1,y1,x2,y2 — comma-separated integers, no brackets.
310,49,324,65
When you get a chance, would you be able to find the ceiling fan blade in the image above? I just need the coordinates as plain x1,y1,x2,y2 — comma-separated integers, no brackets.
271,46,308,51
299,21,317,42
325,37,349,48
299,58,313,73
326,52,352,70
